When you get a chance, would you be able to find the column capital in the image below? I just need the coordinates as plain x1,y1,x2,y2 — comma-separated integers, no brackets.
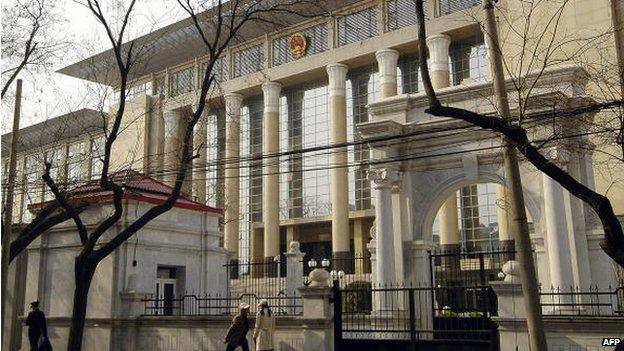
368,168,402,188
545,146,570,168
375,49,400,97
262,81,282,113
224,92,244,105
375,49,400,64
326,63,348,96
426,34,451,70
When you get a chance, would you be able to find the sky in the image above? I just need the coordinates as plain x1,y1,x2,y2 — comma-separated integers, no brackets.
1,0,189,134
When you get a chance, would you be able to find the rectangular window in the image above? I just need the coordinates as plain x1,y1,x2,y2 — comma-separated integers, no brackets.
205,111,225,208
438,0,481,16
450,36,488,85
22,155,39,222
44,149,62,201
200,55,228,84
169,67,194,97
90,136,105,180
154,75,165,96
127,81,152,99
233,44,264,78
272,23,328,66
67,141,87,184
337,7,378,47
387,0,429,31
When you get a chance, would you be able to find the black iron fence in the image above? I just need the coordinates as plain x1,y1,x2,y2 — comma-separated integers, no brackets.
429,249,514,288
142,292,302,316
539,285,624,316
334,282,498,348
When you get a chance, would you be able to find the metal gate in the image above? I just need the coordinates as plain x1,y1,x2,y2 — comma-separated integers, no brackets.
332,250,513,350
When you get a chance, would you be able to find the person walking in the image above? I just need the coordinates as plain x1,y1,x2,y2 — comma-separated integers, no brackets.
252,299,275,351
224,303,251,351
25,301,49,351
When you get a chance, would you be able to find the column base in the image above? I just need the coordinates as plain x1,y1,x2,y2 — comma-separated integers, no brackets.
332,251,353,274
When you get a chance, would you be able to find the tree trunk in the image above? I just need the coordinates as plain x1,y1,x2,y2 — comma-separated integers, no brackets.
67,256,97,351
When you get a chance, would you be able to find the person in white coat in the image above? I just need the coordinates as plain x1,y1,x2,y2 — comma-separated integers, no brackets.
252,299,275,351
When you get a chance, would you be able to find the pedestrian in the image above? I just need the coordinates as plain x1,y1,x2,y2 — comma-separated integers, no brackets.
224,303,251,351
252,299,275,351
25,301,50,351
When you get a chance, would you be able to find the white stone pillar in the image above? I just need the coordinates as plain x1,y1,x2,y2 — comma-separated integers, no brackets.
284,241,305,314
262,81,282,263
496,185,516,254
439,196,460,252
542,172,575,292
192,113,208,203
163,109,185,186
223,93,243,263
326,63,351,268
375,49,400,98
425,34,451,89
368,168,400,291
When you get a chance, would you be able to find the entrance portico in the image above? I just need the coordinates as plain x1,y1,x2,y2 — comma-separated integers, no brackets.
360,63,615,291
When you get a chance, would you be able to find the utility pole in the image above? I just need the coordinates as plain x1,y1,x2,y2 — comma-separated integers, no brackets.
611,0,624,98
2,79,23,347
482,1,548,350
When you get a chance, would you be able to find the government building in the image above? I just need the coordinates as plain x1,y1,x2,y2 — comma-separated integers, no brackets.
2,0,624,349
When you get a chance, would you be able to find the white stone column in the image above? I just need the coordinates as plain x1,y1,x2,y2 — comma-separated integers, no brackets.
496,185,516,255
223,93,243,263
326,63,351,268
439,196,460,252
425,34,451,89
163,109,185,186
284,241,305,314
262,81,282,263
192,113,208,203
368,168,400,290
375,49,399,98
542,172,575,292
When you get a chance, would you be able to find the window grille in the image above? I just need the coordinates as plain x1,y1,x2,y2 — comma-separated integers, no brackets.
169,67,194,97
337,7,378,47
397,56,424,94
233,44,265,78
387,0,429,31
272,23,328,66
154,75,165,96
200,56,228,84
438,0,481,16
127,81,152,99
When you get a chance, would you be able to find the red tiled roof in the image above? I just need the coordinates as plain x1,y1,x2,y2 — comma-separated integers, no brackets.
32,169,221,214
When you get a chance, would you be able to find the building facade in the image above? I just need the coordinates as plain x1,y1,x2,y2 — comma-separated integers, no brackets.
4,0,623,288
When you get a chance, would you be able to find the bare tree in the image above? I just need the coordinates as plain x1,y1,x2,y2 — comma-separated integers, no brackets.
1,0,70,98
412,0,624,268
4,1,323,349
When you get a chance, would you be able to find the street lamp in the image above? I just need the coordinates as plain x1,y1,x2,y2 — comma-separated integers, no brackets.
321,258,330,269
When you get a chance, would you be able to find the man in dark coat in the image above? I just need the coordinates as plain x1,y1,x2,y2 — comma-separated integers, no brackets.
224,303,251,351
25,301,47,351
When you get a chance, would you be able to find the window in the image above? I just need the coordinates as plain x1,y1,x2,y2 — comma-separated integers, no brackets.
282,84,331,218
67,141,87,184
438,0,481,16
398,56,424,94
44,149,62,201
153,75,166,96
272,23,328,66
337,7,378,47
22,155,39,222
233,44,264,78
90,136,105,180
450,36,488,85
200,55,228,84
169,67,194,97
127,81,152,99
156,266,179,316
205,111,225,208
387,0,429,31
